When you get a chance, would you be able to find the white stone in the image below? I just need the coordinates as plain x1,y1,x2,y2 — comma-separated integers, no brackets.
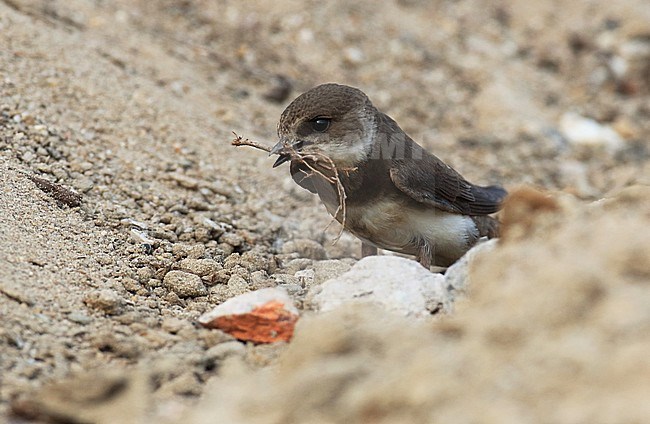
444,238,498,295
560,112,624,151
309,256,448,318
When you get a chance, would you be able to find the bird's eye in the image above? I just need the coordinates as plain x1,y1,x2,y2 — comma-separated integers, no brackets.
311,117,331,132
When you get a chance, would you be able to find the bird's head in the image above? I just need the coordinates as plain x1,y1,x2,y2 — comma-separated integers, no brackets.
271,83,378,168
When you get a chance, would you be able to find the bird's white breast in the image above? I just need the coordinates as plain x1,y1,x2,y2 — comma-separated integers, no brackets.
345,198,478,259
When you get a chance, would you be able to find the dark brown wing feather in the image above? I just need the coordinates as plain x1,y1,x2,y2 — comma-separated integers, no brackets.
380,113,507,215
289,161,318,193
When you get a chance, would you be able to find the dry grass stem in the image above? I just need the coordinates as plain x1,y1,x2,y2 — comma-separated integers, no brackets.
231,132,272,152
231,132,348,243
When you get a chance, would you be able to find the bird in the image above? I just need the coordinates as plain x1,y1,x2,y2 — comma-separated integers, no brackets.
270,83,507,268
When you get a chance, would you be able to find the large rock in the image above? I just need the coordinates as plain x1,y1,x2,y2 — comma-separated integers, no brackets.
444,239,498,296
308,256,448,317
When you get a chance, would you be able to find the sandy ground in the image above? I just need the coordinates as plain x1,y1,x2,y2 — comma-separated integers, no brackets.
1,0,649,422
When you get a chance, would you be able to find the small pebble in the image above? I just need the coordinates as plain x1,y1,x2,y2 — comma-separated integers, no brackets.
294,269,315,287
168,173,200,189
273,273,299,285
177,258,222,277
220,232,244,247
250,270,271,288
150,228,178,242
164,291,183,305
121,278,141,293
21,151,35,162
130,229,155,245
0,283,35,305
282,239,327,260
72,177,94,193
83,289,124,315
227,275,249,296
136,267,155,283
263,74,293,103
560,112,624,151
344,46,365,64
163,270,207,298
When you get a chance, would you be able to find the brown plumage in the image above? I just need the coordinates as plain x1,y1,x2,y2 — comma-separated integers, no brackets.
272,83,507,268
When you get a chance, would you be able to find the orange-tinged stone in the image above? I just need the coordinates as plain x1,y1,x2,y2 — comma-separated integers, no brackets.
207,301,298,343
198,288,299,344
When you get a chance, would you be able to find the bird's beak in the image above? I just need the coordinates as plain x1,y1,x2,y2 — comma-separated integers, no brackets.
270,139,307,168
270,140,291,168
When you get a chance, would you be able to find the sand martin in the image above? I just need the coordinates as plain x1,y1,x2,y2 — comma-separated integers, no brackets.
271,83,507,268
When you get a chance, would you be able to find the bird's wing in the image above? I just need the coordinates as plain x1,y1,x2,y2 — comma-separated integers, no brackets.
384,123,507,215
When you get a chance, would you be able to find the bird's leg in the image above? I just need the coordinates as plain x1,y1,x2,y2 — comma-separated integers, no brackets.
416,240,432,270
361,242,378,258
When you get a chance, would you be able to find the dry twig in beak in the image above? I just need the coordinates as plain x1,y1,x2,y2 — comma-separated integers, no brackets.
230,132,349,243
231,132,272,152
